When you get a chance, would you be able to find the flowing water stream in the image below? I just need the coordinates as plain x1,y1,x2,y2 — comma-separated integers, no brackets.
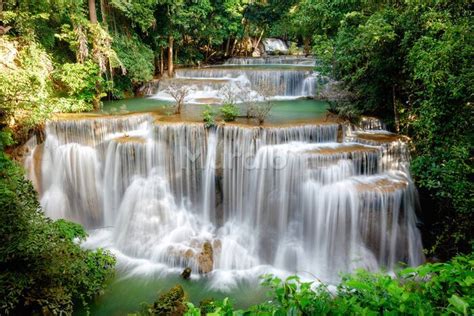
24,56,424,314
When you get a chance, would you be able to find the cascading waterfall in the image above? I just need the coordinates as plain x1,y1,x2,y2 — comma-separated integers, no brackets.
151,56,320,103
225,56,316,66
202,129,218,222
174,68,313,97
262,38,289,54
26,112,424,287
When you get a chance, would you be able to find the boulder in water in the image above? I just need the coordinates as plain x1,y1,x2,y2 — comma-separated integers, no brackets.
181,267,192,280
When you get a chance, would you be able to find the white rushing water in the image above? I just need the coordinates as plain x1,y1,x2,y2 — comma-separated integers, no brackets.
26,112,424,288
225,56,316,66
262,38,289,54
151,56,319,103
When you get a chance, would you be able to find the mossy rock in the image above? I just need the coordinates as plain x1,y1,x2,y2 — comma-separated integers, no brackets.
152,285,187,316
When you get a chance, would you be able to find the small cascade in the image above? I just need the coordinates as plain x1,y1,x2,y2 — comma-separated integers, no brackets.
262,38,288,54
225,56,316,66
26,113,424,286
103,136,150,226
151,55,319,102
360,117,387,130
301,73,317,96
174,68,314,97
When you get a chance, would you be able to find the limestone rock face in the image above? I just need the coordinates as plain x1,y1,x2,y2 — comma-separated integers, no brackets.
197,241,213,274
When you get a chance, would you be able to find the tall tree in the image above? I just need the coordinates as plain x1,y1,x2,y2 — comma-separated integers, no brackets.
167,35,174,77
89,0,98,23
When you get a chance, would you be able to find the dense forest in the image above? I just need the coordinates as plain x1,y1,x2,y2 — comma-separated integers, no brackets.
0,0,472,315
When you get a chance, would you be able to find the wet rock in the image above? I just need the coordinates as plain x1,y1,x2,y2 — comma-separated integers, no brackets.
181,267,191,280
197,241,213,274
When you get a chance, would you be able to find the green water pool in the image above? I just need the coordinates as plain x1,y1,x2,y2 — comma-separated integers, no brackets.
101,98,329,124
77,272,268,315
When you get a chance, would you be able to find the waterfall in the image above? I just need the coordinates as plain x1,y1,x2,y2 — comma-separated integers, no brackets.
174,68,313,97
262,38,288,54
225,56,316,66
26,112,424,286
151,58,319,102
202,128,218,222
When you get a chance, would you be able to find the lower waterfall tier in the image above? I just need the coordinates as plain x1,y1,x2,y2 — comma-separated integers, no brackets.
25,114,424,285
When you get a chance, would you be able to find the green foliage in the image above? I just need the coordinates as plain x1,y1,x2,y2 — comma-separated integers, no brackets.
0,150,116,314
0,38,99,141
287,42,299,55
327,101,361,124
109,0,157,32
400,253,474,314
0,131,14,150
203,105,217,128
113,34,154,89
220,103,239,122
0,38,54,138
178,252,474,315
54,60,104,103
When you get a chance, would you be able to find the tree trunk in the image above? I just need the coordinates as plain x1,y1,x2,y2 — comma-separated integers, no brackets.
89,0,98,24
168,36,174,77
393,85,400,133
100,0,107,26
303,37,310,56
160,47,164,75
254,30,264,53
225,38,231,57
0,0,3,13
231,39,237,56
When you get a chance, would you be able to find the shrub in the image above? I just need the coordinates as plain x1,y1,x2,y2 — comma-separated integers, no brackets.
113,34,154,87
220,103,239,122
202,105,216,128
53,60,104,104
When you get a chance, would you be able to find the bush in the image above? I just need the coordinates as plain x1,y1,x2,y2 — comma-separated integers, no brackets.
202,105,216,128
53,60,104,104
113,34,154,88
0,145,116,314
220,103,239,122
0,38,99,141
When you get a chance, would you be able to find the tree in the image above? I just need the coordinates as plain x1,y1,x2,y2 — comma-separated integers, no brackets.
89,0,98,23
166,83,189,114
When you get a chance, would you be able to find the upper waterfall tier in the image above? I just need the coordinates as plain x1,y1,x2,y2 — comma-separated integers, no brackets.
151,65,319,103
262,38,289,54
224,56,316,66
25,113,424,284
